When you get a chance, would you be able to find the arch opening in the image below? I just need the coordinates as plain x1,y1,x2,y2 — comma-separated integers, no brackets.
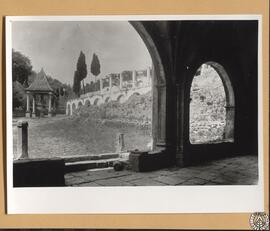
85,99,91,107
78,101,83,108
93,98,100,106
189,62,235,144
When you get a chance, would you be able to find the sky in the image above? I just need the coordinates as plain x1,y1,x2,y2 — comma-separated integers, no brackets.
12,21,152,85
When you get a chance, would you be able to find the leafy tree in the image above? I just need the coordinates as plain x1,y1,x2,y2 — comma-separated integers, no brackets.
90,53,101,90
76,51,87,93
12,49,32,85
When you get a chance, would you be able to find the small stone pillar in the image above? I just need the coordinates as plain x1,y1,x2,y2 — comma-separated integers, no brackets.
132,71,136,88
109,75,112,91
100,78,103,91
48,93,52,117
116,133,125,153
17,121,29,159
25,92,31,118
32,96,36,118
119,73,123,89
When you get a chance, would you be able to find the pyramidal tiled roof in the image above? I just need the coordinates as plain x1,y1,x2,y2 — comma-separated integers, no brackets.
26,68,54,92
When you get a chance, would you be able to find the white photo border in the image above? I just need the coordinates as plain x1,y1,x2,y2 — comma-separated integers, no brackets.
6,15,264,214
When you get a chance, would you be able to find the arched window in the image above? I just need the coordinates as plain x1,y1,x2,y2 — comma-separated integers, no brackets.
189,62,235,144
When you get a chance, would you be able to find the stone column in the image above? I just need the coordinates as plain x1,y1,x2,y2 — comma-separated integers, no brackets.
132,71,136,88
25,92,31,117
17,121,28,159
53,98,57,116
147,67,151,86
224,105,235,141
175,83,184,166
116,133,125,153
48,93,52,117
109,75,112,90
119,73,123,89
100,78,103,92
32,95,36,118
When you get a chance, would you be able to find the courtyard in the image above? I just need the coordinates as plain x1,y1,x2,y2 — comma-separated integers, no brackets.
12,115,151,159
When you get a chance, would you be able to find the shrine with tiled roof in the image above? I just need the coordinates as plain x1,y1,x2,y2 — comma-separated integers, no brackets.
25,68,56,118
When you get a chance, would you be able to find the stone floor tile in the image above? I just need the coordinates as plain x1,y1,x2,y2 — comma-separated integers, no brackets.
130,178,168,186
181,177,209,185
153,175,188,185
65,177,87,185
76,181,102,187
95,178,134,186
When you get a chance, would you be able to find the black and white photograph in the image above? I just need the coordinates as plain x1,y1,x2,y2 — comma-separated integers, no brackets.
6,16,263,214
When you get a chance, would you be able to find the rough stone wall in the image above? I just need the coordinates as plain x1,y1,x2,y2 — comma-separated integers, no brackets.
73,92,152,128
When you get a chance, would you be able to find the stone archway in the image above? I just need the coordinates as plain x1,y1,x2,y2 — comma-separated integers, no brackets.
93,98,100,106
78,101,83,108
84,99,91,107
130,22,167,150
104,97,110,103
189,62,235,144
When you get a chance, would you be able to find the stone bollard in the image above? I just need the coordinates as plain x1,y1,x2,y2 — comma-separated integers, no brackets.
116,133,125,153
17,120,29,159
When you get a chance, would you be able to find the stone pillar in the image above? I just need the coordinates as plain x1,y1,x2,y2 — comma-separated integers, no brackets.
175,83,184,166
17,121,29,159
132,71,136,88
116,133,125,153
25,92,31,117
48,93,52,117
119,73,123,90
109,75,112,90
147,67,151,86
53,98,57,116
224,106,235,141
100,78,103,92
32,96,36,118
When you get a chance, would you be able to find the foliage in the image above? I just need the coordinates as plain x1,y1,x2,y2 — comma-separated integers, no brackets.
76,51,87,81
74,51,87,94
90,53,101,77
12,49,32,85
91,53,100,76
12,81,26,109
72,71,81,97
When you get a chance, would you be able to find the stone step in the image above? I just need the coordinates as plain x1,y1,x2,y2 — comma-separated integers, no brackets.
65,158,121,173
60,153,121,163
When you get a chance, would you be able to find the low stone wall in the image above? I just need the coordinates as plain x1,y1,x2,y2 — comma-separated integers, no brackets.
72,92,152,128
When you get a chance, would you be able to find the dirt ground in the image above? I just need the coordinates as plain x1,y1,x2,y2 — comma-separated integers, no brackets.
12,115,151,159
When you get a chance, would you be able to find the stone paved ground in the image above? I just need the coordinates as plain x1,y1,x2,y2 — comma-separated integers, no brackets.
65,155,258,186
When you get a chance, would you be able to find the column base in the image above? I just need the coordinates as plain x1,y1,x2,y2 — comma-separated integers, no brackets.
25,111,31,118
48,112,52,117
32,113,36,118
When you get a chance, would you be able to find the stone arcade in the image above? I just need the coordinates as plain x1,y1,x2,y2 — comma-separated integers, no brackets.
128,20,258,169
